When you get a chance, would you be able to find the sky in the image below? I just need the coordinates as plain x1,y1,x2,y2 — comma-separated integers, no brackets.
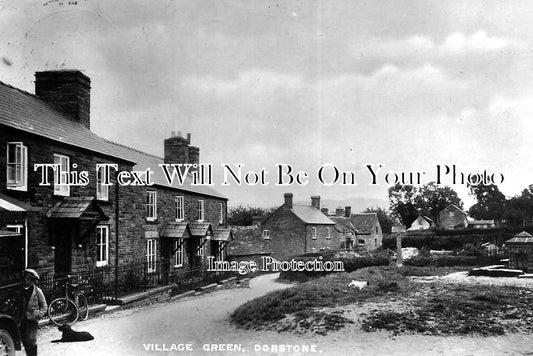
1,0,532,211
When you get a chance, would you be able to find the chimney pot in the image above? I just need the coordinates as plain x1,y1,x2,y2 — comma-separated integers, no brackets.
171,131,176,137
187,133,191,143
335,206,344,217
177,131,182,138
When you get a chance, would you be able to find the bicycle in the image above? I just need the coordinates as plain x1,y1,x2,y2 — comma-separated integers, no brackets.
47,275,89,326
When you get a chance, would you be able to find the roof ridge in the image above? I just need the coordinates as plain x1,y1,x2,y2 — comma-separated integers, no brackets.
103,139,163,159
0,79,38,99
0,79,92,132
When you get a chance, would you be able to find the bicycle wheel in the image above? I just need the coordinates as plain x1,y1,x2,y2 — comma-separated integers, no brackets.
48,298,79,326
77,294,89,321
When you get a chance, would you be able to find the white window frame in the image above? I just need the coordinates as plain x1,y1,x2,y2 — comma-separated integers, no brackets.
219,203,224,224
53,153,70,196
326,227,331,239
175,196,184,221
146,191,157,221
96,165,109,201
311,227,317,240
5,224,23,233
174,239,184,267
197,200,205,221
196,237,205,258
146,239,157,273
96,225,109,267
262,230,270,240
6,142,28,191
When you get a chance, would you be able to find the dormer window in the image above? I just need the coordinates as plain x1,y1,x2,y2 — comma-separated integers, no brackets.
6,142,28,191
262,230,270,240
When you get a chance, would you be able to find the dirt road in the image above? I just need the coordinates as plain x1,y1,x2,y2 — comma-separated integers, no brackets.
36,273,532,356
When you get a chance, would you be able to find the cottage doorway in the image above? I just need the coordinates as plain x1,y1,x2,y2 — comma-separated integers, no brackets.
52,222,76,275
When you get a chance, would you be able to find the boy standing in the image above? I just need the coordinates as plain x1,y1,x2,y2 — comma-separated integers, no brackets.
20,269,47,356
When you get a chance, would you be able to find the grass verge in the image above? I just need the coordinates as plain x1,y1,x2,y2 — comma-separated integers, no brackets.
231,266,533,336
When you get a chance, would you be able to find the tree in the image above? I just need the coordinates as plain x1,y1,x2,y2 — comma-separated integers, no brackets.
388,182,463,227
388,184,420,227
504,186,533,226
363,207,397,234
418,182,462,222
468,183,506,221
227,205,274,226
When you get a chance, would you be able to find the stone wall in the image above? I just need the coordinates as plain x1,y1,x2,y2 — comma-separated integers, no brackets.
0,127,132,274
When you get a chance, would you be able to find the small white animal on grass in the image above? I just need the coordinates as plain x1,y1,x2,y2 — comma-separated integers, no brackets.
348,280,368,290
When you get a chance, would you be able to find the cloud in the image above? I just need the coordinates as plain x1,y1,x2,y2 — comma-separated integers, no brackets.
439,31,512,53
351,30,519,61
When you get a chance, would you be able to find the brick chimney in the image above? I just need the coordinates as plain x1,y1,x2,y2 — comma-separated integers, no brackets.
188,146,200,167
311,195,320,210
284,193,293,209
335,206,344,216
164,132,200,173
345,206,352,218
321,208,329,216
35,70,91,129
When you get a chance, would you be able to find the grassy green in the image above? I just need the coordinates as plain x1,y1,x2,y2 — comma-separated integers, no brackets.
231,266,533,336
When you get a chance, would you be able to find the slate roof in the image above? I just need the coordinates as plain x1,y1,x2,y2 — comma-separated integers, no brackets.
506,231,533,244
228,226,272,256
329,216,358,234
188,222,212,237
46,197,109,220
160,222,190,239
0,81,134,163
440,203,467,216
468,220,495,225
0,193,36,212
350,213,379,232
106,143,226,199
0,79,226,200
212,229,233,242
291,205,335,225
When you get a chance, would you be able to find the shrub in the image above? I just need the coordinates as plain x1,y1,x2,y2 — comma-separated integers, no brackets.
404,254,503,267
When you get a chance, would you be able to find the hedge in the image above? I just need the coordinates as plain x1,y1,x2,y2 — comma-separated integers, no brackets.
278,253,389,282
382,225,533,251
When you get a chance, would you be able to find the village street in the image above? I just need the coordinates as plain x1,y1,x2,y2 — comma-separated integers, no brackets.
36,273,532,356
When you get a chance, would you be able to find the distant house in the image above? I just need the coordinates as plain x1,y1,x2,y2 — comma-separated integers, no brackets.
227,226,272,266
349,213,383,250
506,231,533,273
328,206,358,250
438,204,468,230
261,194,340,260
408,216,434,231
467,220,495,229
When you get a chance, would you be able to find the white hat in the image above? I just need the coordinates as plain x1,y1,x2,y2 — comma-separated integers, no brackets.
24,269,40,281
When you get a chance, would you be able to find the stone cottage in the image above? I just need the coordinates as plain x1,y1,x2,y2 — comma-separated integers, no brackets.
260,194,340,260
